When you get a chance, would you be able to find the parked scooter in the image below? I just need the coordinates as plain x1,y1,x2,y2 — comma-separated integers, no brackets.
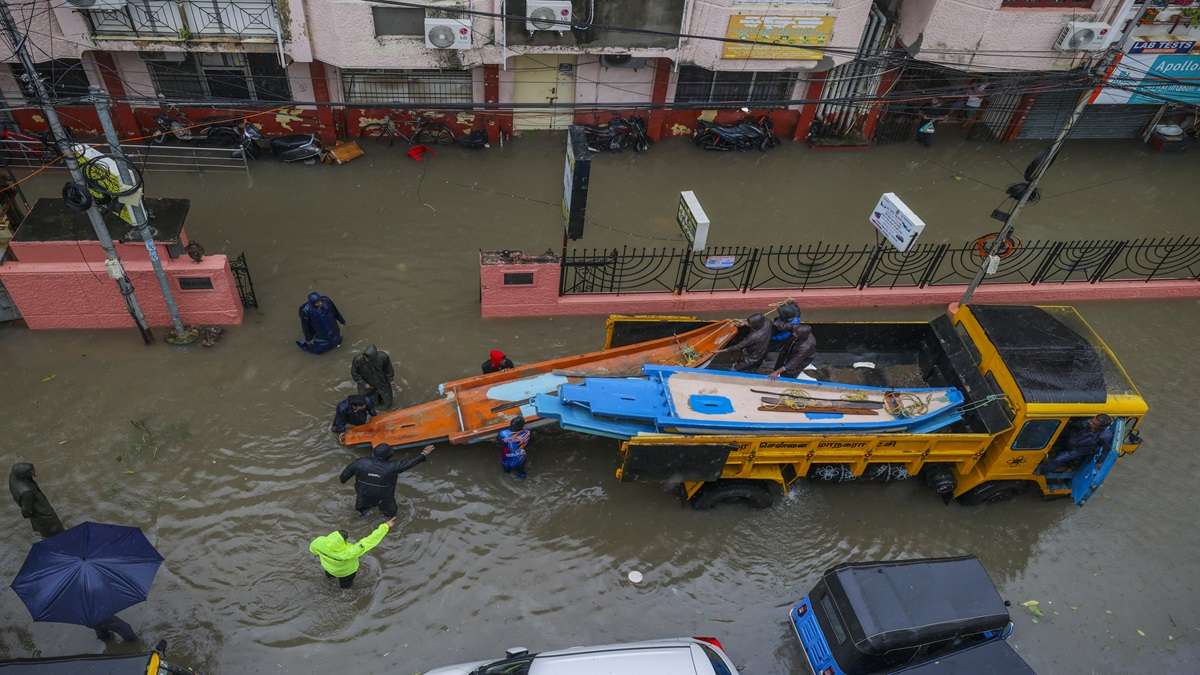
694,111,780,151
152,107,242,146
582,116,649,152
238,124,322,163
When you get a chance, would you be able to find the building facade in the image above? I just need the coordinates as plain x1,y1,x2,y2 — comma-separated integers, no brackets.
0,0,1187,145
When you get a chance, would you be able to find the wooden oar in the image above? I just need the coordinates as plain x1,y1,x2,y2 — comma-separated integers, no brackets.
758,404,878,415
751,388,884,408
760,396,879,411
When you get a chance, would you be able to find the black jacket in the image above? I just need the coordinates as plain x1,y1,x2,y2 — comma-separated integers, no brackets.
9,463,58,522
775,324,817,375
481,357,515,374
339,445,426,491
331,397,377,433
726,316,774,367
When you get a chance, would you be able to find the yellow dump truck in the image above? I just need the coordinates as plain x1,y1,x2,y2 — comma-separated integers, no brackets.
602,305,1147,509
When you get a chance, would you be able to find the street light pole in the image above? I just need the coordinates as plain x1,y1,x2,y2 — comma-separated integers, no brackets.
92,89,192,341
959,4,1152,305
0,3,153,343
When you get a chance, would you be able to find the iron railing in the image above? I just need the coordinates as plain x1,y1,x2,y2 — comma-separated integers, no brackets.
230,251,258,308
0,139,250,175
83,1,280,39
559,238,1200,296
341,69,475,105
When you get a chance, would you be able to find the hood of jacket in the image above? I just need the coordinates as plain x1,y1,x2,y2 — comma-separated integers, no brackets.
372,444,394,461
310,531,357,561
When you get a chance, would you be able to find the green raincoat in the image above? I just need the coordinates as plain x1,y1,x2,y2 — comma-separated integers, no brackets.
309,523,390,578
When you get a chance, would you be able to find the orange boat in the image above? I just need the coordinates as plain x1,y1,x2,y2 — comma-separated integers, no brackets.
342,319,738,449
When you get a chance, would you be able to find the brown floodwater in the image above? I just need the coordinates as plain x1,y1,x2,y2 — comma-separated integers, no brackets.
1,134,1198,674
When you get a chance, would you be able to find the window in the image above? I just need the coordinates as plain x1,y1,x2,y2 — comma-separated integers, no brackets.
699,645,735,675
10,59,91,100
146,52,291,101
818,593,848,645
1012,419,1062,451
675,66,797,104
372,7,424,36
179,277,214,290
341,69,473,104
1000,0,1093,7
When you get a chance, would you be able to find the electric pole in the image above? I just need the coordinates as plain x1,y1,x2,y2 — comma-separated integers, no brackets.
0,2,153,343
960,3,1153,305
92,89,193,342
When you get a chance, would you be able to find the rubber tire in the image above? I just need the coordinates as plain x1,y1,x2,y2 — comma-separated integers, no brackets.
416,124,455,145
957,481,1025,506
690,480,776,510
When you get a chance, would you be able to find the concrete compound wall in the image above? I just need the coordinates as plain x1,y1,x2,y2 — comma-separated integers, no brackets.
480,258,1200,318
0,255,243,329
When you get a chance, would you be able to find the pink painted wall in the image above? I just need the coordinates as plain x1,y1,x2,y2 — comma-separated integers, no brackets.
902,0,1124,71
0,255,243,330
479,259,1200,318
7,229,188,264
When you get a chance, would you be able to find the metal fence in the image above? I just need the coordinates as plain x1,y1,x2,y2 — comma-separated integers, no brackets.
230,252,259,309
0,139,249,175
83,0,280,39
559,238,1200,296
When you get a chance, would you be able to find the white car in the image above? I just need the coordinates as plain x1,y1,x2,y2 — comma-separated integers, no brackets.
422,636,740,675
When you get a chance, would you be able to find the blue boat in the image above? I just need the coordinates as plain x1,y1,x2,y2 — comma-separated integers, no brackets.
534,366,965,438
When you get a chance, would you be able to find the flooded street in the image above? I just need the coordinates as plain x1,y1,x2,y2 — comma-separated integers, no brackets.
1,134,1198,674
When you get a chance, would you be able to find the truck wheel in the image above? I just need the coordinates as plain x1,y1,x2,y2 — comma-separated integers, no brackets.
691,480,776,510
957,481,1025,506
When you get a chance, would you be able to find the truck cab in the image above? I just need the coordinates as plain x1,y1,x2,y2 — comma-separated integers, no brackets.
789,556,1034,675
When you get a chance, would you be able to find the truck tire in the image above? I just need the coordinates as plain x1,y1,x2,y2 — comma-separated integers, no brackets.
690,480,776,510
957,481,1025,506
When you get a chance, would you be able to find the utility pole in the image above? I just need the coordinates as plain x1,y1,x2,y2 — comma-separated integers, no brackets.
959,3,1153,305
92,88,193,343
0,3,153,343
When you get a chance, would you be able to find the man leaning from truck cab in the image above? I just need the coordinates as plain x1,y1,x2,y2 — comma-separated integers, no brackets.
1044,414,1113,472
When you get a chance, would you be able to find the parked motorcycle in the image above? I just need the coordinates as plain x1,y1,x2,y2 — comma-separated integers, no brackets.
582,116,649,153
238,124,322,163
153,107,242,146
693,114,780,151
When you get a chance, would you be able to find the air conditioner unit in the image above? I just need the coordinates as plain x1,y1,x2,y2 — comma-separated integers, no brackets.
1055,22,1111,52
527,0,572,33
601,54,648,69
425,17,472,49
66,0,128,10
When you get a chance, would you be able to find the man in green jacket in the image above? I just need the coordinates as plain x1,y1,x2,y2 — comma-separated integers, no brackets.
309,517,395,588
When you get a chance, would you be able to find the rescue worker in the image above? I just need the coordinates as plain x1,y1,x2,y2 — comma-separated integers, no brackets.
297,292,345,355
339,444,435,517
771,300,803,344
9,463,64,538
482,349,515,374
309,518,395,589
1044,414,1114,472
331,394,376,438
352,344,396,408
770,321,817,380
718,313,773,372
93,614,138,643
497,416,530,479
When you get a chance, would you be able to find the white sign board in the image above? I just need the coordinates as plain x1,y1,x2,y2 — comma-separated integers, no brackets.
677,190,710,253
869,193,926,253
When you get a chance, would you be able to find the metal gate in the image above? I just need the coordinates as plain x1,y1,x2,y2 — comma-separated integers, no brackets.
230,252,259,309
810,3,894,140
1017,90,1160,140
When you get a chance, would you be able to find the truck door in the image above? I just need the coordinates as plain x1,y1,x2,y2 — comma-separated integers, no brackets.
1071,417,1125,506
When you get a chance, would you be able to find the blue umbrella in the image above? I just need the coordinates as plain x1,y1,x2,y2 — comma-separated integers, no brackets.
10,521,163,627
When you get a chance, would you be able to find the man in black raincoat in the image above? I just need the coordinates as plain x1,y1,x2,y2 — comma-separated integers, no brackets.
331,394,377,437
718,313,774,372
770,322,817,379
297,292,346,355
351,344,395,408
9,463,64,538
339,444,435,517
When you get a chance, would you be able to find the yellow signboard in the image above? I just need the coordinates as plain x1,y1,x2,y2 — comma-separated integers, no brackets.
721,15,834,60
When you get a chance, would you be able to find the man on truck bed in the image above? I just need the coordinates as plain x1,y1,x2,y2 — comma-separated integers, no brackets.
1044,414,1114,472
770,321,817,379
719,313,773,372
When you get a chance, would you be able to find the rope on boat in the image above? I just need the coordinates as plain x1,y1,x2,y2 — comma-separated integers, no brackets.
884,391,930,418
956,393,1010,414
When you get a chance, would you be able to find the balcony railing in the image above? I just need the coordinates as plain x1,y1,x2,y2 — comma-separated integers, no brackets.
84,0,281,40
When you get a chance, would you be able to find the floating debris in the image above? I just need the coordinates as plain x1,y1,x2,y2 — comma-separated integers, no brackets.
627,570,643,584
1021,600,1043,618
40,374,56,383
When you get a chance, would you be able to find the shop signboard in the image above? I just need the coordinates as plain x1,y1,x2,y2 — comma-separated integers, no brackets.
1096,53,1200,105
721,15,834,60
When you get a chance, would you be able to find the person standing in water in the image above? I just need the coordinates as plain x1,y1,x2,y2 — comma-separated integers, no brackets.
352,344,396,408
9,463,64,538
482,349,514,374
497,416,531,479
297,292,346,354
